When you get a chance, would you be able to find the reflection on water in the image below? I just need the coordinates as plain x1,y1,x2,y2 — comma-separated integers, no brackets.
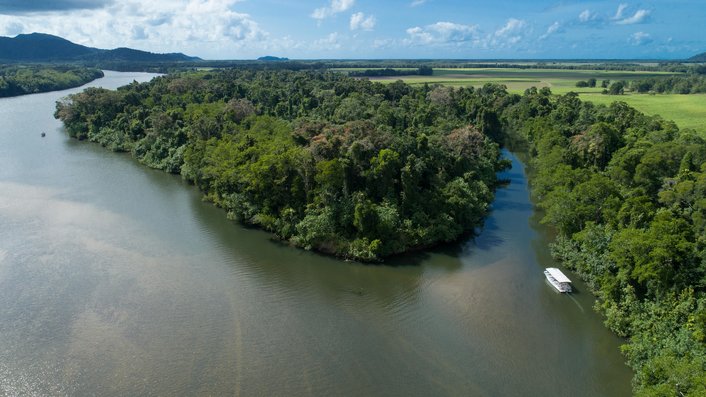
0,72,632,396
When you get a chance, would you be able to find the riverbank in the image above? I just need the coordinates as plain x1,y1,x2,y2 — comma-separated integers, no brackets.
0,65,103,97
54,69,511,262
0,71,632,395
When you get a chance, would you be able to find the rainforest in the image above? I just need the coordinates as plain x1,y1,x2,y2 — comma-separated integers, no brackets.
53,68,706,395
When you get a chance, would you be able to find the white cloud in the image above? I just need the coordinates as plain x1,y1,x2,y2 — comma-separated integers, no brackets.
372,38,396,49
613,3,628,20
489,18,527,47
405,21,479,45
495,18,526,37
312,32,341,50
350,12,375,31
539,21,560,40
311,0,355,20
410,0,427,6
578,9,596,23
405,18,528,50
131,25,147,40
629,31,652,45
616,9,650,25
0,0,269,58
2,21,25,36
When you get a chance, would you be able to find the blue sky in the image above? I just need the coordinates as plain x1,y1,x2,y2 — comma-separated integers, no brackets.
0,0,703,59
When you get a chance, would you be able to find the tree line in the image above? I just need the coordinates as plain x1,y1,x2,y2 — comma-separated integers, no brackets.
0,65,103,97
81,59,700,75
627,75,706,94
348,66,433,77
503,87,706,396
55,69,706,394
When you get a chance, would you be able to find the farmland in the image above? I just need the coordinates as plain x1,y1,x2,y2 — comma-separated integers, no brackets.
339,67,706,132
581,92,706,132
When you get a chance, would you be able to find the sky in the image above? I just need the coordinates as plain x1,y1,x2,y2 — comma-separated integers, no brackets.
0,0,703,60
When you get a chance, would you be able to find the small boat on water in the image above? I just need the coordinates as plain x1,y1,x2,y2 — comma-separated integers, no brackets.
544,267,572,293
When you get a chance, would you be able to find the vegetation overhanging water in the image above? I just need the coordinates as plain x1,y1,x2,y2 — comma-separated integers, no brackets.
0,71,639,395
55,69,706,395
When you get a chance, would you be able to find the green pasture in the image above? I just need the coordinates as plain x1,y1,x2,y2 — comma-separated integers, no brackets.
352,67,677,93
580,93,706,132
338,67,704,133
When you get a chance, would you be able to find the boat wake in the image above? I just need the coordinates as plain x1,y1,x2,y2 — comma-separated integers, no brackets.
566,293,585,313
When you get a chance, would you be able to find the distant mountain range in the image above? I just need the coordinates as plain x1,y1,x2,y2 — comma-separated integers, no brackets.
688,52,706,62
0,33,200,63
257,56,289,61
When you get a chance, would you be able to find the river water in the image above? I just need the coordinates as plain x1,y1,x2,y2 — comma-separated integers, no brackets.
0,71,633,396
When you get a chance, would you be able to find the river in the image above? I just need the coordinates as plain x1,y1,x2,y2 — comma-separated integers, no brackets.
0,71,633,396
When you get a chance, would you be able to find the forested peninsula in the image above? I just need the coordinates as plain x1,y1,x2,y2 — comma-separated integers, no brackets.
55,69,706,394
55,70,510,261
0,65,103,97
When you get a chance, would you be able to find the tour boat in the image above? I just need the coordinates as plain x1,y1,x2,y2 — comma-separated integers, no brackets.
544,267,572,293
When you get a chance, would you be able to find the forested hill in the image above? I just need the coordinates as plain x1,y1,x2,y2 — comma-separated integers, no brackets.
0,33,199,63
687,51,706,62
257,56,289,61
55,69,706,394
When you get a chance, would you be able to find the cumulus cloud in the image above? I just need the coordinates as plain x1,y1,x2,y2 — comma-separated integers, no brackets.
616,9,650,25
311,0,354,20
0,0,112,14
405,18,528,50
629,31,652,45
539,21,560,40
613,3,628,20
2,20,24,35
405,21,479,45
131,25,147,40
490,18,527,47
350,12,375,31
495,18,526,37
0,0,268,58
312,32,342,50
372,38,396,49
578,9,597,23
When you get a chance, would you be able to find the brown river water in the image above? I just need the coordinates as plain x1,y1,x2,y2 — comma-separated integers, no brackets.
0,71,632,396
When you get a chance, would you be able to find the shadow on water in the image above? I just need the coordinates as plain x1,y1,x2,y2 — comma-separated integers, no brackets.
183,187,430,308
177,147,542,286
470,216,505,251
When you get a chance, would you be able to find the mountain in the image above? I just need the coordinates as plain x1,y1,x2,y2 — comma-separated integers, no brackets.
258,56,289,61
0,33,200,63
94,47,200,62
688,52,706,62
0,33,98,61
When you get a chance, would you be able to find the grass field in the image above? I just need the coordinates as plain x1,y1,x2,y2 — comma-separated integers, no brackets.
337,67,706,133
341,67,676,92
580,93,706,132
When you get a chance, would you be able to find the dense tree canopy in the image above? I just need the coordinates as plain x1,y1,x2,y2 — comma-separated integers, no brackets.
55,69,509,261
55,68,706,394
627,75,706,94
348,67,433,77
0,65,103,97
503,87,706,396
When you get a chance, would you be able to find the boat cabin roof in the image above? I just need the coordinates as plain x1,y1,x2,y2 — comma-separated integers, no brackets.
546,267,571,283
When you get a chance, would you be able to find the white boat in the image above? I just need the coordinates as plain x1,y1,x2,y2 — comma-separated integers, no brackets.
544,268,572,293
